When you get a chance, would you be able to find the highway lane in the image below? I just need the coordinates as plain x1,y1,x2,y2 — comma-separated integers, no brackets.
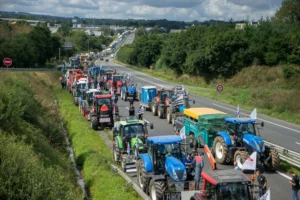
97,60,300,153
95,59,294,200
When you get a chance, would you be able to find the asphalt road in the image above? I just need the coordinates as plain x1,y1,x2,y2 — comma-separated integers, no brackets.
95,58,297,200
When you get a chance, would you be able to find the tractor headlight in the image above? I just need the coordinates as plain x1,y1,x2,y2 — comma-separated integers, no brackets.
172,169,179,181
183,170,187,181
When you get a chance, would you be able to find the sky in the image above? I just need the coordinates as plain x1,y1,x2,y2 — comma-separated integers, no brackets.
0,0,283,22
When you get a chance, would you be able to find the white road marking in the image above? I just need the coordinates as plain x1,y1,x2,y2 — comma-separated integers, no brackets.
212,103,300,133
276,171,292,180
296,142,300,146
132,74,165,87
125,107,129,110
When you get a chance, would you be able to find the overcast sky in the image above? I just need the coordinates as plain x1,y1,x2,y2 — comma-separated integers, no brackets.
0,0,283,22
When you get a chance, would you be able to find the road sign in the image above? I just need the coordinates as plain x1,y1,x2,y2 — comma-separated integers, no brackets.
3,58,12,67
216,84,223,92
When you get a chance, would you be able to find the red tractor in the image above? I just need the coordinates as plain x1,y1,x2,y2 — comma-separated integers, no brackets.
102,70,116,91
108,74,123,95
151,88,174,118
90,94,119,130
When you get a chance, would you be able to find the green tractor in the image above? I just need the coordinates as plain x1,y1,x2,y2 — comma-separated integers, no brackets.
112,116,153,173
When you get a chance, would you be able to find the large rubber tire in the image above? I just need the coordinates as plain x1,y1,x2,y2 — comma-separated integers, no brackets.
149,180,167,200
158,107,164,119
113,144,120,162
234,150,249,167
121,90,124,100
137,160,148,192
124,92,127,101
189,134,198,150
266,148,280,172
91,116,98,130
166,107,172,124
213,136,230,164
152,102,158,116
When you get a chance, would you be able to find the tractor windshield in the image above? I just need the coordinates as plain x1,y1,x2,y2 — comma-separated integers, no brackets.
77,83,87,90
157,143,181,160
217,183,250,200
97,98,111,106
113,76,122,82
106,74,112,80
88,92,101,99
237,123,256,135
124,124,145,138
160,91,172,101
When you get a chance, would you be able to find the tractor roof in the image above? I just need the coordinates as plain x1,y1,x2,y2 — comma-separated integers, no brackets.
225,117,256,124
119,116,144,125
147,135,182,145
202,169,251,186
142,86,156,89
157,88,173,92
94,94,113,99
184,107,226,120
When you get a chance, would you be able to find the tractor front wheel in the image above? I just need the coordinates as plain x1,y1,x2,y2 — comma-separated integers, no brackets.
158,107,164,119
166,108,172,124
213,136,230,164
234,150,249,168
91,117,98,130
265,148,280,172
137,160,148,192
149,180,167,200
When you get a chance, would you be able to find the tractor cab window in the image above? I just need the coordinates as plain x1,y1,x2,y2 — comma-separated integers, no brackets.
158,143,182,160
77,83,86,90
159,91,172,101
124,124,145,138
113,76,122,82
217,183,250,200
205,181,216,199
97,98,111,106
237,123,255,135
227,123,236,136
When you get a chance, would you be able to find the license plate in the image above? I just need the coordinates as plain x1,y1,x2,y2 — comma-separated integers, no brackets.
100,118,110,122
163,192,181,200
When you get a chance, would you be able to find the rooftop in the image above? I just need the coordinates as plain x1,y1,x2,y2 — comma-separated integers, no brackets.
147,135,182,145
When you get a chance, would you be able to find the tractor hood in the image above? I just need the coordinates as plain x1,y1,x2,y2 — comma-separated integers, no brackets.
243,134,265,153
130,137,144,151
128,86,136,93
165,157,186,182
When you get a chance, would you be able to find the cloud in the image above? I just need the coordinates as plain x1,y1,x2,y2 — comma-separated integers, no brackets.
0,0,283,22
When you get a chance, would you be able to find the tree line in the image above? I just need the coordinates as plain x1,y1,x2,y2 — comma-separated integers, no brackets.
117,0,300,80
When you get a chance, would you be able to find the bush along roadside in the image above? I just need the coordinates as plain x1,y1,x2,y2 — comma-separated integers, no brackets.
56,89,141,200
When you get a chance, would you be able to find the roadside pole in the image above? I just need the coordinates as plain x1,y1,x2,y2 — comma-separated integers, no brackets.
216,84,223,100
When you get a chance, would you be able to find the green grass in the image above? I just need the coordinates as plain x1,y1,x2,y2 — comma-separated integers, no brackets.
279,160,300,177
104,128,113,140
56,90,141,200
115,60,300,125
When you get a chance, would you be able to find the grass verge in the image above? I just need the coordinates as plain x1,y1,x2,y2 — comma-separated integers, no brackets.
279,160,300,177
115,60,300,125
56,89,141,200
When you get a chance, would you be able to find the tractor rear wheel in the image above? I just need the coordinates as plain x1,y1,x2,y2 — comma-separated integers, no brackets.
91,117,98,130
137,160,148,192
121,90,123,100
266,148,280,172
158,107,164,119
152,103,158,116
124,92,127,101
166,108,172,124
234,150,249,167
213,136,230,164
149,180,167,200
113,144,120,163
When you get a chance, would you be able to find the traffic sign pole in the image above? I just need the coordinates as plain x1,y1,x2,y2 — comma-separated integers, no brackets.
216,84,223,100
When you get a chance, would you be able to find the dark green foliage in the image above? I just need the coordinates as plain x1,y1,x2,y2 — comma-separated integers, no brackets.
282,65,300,79
0,76,82,200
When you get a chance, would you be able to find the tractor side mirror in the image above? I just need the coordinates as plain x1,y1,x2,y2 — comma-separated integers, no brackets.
261,122,264,127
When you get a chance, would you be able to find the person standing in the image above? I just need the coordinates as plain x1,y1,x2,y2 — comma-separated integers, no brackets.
138,105,144,120
289,171,299,200
256,170,267,197
112,94,118,104
193,152,204,190
129,101,135,116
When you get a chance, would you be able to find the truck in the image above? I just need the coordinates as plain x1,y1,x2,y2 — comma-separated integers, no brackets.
183,107,280,171
112,116,153,173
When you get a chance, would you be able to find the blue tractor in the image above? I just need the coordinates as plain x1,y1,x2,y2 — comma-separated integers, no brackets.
137,135,194,200
121,83,137,101
212,117,280,172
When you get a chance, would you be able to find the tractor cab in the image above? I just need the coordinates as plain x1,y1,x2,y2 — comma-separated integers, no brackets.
110,74,123,87
157,88,173,103
191,169,252,200
85,89,102,104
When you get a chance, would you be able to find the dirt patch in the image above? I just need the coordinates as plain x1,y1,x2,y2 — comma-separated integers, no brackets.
98,130,113,152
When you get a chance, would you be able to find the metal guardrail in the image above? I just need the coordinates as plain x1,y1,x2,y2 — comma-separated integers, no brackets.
264,140,300,168
111,164,151,200
0,67,56,71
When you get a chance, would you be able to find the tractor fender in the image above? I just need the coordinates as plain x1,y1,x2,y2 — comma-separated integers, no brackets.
115,136,123,149
140,154,153,172
243,134,265,153
216,132,232,146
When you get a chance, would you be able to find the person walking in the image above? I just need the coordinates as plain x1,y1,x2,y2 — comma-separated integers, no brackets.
112,94,118,104
138,105,144,120
289,171,299,200
193,152,204,190
256,170,267,197
129,101,135,116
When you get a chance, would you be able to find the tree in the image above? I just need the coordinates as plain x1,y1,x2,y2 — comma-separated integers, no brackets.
274,0,300,23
